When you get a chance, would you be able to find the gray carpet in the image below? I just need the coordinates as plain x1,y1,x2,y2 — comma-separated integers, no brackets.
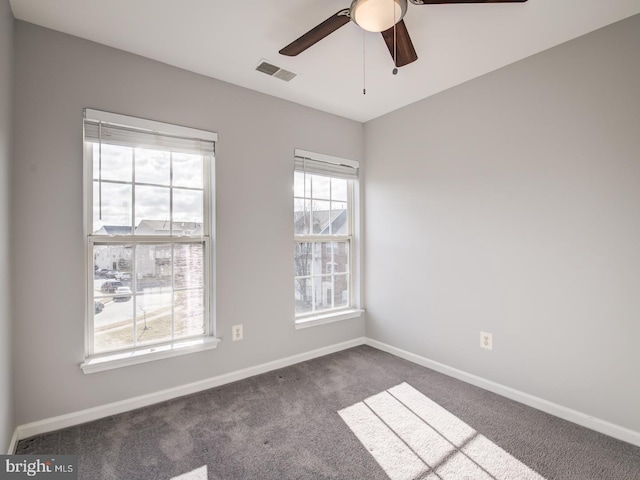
15,346,640,480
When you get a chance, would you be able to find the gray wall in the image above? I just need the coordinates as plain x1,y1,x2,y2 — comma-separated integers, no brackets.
0,0,14,453
12,21,365,425
365,14,640,432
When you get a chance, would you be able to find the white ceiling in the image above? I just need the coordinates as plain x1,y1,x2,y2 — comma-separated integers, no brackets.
9,0,640,122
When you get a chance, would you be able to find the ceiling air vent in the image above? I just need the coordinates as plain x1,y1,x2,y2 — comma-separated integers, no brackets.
255,60,297,82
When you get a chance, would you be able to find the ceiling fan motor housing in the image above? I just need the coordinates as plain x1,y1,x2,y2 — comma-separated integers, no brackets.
350,0,408,32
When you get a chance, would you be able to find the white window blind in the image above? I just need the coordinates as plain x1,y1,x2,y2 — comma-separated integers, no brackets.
294,149,359,180
84,108,216,156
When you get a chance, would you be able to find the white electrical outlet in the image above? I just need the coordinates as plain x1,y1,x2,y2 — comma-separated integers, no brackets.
480,331,493,350
232,324,243,341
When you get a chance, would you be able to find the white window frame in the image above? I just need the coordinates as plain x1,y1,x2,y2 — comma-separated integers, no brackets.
81,109,219,373
294,149,363,329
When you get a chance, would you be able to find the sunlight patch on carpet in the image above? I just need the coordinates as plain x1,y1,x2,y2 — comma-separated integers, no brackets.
338,383,546,480
171,465,207,480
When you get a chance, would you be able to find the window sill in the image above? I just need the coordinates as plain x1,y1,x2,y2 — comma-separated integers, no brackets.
295,309,364,330
81,336,220,374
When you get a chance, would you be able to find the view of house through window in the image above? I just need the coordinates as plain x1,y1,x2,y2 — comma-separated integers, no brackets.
84,110,215,356
294,153,358,318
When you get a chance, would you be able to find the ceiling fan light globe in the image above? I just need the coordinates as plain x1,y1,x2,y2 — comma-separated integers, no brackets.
351,0,407,33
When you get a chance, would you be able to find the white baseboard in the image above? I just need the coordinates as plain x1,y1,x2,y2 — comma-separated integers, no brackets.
7,427,18,454
15,337,366,441
365,338,640,448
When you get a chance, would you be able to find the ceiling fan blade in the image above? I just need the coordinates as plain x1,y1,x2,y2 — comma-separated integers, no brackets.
279,9,351,56
381,20,418,68
409,0,527,4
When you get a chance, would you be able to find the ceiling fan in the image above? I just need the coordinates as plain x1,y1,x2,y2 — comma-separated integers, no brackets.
280,0,528,68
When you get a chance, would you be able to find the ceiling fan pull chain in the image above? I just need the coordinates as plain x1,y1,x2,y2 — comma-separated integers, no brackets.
392,0,399,75
362,30,366,95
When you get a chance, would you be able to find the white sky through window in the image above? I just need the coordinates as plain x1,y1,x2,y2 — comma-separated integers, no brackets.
92,143,204,232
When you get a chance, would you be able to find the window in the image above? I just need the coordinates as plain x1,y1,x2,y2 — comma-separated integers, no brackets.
294,150,360,326
82,109,218,372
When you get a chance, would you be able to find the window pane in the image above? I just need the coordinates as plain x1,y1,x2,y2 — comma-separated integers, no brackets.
135,148,170,186
92,144,99,181
293,238,350,315
334,273,350,307
175,289,205,337
335,242,350,273
136,289,173,345
294,171,312,198
311,200,331,234
136,244,172,293
311,174,330,200
294,242,313,277
314,276,334,312
330,201,348,234
94,298,134,354
305,173,311,197
173,189,203,226
294,278,313,315
93,182,132,234
294,199,310,235
294,171,305,198
135,185,170,234
319,242,333,274
174,244,204,289
95,143,132,182
173,153,203,188
93,245,132,290
331,178,348,202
